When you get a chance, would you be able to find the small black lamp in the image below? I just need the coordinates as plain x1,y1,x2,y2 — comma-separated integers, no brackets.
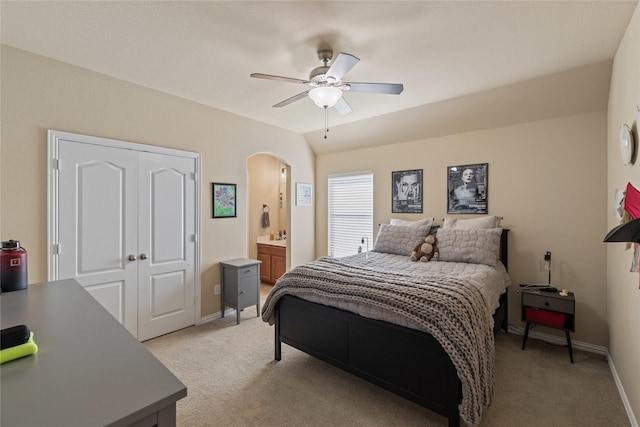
603,217,640,243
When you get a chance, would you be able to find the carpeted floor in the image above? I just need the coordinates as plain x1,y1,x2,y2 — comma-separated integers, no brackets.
144,286,630,427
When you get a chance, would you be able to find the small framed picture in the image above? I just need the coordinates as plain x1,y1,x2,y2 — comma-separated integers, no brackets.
212,183,237,218
296,182,312,206
392,169,423,213
447,163,488,214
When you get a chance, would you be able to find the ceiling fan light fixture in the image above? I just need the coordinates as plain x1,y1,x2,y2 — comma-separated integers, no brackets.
309,86,343,108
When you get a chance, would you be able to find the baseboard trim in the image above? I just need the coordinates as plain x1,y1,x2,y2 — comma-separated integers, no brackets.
200,308,237,324
507,324,637,427
200,313,220,324
607,350,639,427
506,324,607,355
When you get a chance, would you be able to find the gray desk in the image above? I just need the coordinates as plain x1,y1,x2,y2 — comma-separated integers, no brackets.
0,279,187,427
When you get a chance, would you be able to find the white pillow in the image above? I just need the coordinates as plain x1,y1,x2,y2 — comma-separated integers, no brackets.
442,216,502,230
390,217,434,228
372,224,431,256
436,228,502,266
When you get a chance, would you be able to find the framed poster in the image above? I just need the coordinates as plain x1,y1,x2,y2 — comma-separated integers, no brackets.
392,169,423,213
212,183,237,218
447,163,488,214
296,182,312,206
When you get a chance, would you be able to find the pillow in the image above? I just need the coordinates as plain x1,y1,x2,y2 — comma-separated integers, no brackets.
436,228,502,266
442,216,502,230
372,224,431,256
390,217,434,228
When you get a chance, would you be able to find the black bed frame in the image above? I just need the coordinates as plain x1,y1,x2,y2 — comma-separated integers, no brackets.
273,229,509,427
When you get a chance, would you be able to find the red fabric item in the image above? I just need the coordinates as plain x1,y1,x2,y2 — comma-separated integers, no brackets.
624,182,640,219
524,307,566,328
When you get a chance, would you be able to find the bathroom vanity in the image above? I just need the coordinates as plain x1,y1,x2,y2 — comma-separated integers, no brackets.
257,237,286,284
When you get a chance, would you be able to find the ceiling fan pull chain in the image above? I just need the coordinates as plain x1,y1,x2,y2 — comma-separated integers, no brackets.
324,106,329,139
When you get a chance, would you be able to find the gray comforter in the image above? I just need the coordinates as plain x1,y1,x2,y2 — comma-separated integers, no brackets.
262,252,511,426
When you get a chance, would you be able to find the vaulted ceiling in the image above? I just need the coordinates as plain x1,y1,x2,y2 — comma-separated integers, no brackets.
1,1,637,153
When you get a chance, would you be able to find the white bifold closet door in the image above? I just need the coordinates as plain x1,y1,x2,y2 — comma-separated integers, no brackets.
53,135,197,341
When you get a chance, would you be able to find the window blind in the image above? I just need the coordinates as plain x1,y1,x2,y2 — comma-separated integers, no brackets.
328,171,373,258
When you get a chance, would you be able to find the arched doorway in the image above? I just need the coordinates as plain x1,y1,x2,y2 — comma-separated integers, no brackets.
246,154,290,289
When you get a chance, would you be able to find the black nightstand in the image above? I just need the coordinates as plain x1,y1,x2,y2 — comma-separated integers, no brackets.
520,288,575,363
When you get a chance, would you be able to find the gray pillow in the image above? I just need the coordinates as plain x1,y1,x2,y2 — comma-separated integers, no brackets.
389,217,434,228
436,228,502,266
372,224,431,256
442,216,502,229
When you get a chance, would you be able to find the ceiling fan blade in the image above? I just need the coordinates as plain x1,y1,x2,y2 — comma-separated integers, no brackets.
326,53,360,82
273,91,309,108
334,97,352,115
346,82,404,94
250,73,309,85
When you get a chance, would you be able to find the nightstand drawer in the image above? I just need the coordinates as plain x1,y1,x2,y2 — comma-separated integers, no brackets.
237,264,258,278
522,293,573,313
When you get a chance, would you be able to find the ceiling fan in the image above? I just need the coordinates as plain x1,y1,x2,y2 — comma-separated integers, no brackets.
250,48,404,117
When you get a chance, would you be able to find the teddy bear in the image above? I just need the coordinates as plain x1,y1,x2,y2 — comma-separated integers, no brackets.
410,234,439,262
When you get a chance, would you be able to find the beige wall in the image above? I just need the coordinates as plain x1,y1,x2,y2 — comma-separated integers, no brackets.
316,110,608,347
607,2,640,422
0,45,316,318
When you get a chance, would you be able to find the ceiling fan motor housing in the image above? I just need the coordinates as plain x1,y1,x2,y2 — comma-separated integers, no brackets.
310,49,336,84
309,66,331,84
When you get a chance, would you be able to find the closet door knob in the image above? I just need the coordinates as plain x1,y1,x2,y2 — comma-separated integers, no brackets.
128,254,137,261
139,253,148,260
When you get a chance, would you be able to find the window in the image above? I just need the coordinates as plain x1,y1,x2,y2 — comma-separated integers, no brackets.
328,171,373,258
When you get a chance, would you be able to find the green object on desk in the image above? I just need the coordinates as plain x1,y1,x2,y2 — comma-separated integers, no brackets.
0,332,38,364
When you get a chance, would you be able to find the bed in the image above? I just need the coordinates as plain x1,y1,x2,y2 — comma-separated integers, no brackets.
261,219,510,427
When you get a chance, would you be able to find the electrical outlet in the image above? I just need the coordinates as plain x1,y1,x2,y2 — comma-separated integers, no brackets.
214,284,221,295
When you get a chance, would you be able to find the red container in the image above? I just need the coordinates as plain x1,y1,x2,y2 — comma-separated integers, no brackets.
525,307,565,328
1,240,28,292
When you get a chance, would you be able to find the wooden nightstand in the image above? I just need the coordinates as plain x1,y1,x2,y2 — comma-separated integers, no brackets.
220,258,261,325
520,288,575,363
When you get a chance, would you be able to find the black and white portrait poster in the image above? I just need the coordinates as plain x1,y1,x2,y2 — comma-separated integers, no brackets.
447,163,488,214
392,169,423,213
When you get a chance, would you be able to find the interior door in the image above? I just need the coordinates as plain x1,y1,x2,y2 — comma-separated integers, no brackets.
53,134,198,341
57,140,139,335
137,152,196,341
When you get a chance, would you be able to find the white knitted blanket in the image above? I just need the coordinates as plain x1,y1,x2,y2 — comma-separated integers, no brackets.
262,255,495,426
